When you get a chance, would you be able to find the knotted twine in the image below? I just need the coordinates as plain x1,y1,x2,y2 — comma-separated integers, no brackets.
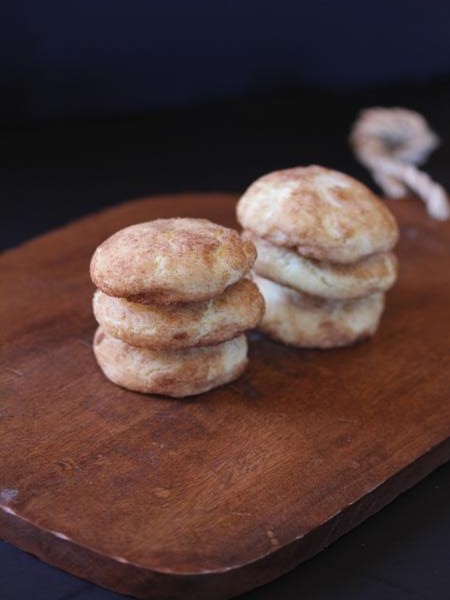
350,107,450,220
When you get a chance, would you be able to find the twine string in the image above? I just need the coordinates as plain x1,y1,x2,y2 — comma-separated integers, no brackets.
350,107,450,220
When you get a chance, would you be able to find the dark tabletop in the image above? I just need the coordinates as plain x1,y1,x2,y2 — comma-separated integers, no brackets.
2,81,450,600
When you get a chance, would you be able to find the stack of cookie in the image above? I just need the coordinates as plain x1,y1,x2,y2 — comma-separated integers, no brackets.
237,165,399,348
90,218,264,397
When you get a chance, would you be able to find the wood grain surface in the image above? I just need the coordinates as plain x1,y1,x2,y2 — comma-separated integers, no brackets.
1,193,450,600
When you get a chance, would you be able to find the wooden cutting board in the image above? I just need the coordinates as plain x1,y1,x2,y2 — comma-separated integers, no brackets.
1,194,450,600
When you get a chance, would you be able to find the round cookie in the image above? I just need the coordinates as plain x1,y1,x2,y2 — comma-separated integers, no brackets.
245,232,398,300
93,328,248,398
90,218,256,304
253,275,385,349
93,279,264,350
237,165,399,263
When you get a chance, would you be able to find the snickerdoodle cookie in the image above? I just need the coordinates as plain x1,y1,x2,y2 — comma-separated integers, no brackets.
93,327,248,398
254,275,385,349
90,218,256,304
245,232,397,300
93,278,264,350
237,165,398,264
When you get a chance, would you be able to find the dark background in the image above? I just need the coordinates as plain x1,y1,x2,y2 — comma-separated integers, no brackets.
3,0,450,122
2,2,450,599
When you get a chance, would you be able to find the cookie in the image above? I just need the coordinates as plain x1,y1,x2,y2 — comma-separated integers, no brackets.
253,275,385,348
245,232,397,300
93,328,248,397
90,218,256,303
237,165,399,263
93,278,264,350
